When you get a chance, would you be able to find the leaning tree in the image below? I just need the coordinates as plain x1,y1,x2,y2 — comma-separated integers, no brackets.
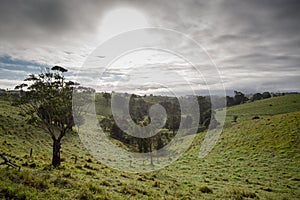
14,66,89,167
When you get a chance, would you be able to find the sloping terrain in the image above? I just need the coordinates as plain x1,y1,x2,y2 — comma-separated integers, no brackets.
224,94,300,123
0,95,299,199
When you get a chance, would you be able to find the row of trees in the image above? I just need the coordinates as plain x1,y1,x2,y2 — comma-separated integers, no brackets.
98,94,217,155
226,91,272,107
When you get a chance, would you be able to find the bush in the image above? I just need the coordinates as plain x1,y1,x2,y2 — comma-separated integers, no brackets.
7,170,50,190
233,115,238,122
52,177,75,188
29,162,37,168
75,165,83,169
199,186,213,193
86,171,96,176
77,184,109,200
62,172,72,178
88,183,106,195
227,188,257,200
100,180,111,187
84,164,95,170
77,190,94,200
0,187,27,200
153,181,160,187
121,186,138,196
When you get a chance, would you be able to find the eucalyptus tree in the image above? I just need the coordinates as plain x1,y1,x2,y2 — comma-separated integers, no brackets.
15,66,90,167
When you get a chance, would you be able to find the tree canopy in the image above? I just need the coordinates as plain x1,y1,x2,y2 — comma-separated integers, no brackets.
14,66,89,167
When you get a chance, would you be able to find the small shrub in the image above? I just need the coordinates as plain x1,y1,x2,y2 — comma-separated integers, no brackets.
153,181,160,187
100,180,111,187
0,187,27,200
86,171,95,176
135,187,148,195
88,183,106,195
233,115,238,122
227,188,257,200
29,163,37,168
137,177,145,181
42,164,54,171
291,177,300,181
121,186,138,196
75,165,83,169
62,173,72,178
52,177,75,188
84,164,94,170
31,178,49,190
77,190,94,200
17,171,49,190
199,186,213,193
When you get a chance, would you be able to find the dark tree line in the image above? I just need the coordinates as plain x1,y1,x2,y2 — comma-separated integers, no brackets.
226,91,273,107
98,94,216,154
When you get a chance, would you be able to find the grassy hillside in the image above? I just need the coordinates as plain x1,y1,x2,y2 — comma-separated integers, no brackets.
224,94,300,123
0,95,299,199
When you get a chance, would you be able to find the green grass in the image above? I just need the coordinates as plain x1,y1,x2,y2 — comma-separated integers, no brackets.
224,94,300,123
0,95,300,199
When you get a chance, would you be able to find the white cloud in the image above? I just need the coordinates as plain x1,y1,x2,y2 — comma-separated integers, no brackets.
0,79,24,89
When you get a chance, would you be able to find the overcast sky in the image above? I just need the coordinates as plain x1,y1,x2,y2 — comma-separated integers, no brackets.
0,0,299,95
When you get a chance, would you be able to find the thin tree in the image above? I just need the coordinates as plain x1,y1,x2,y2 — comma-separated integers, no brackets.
14,66,86,167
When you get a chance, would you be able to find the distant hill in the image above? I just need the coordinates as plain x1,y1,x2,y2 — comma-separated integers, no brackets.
224,94,300,122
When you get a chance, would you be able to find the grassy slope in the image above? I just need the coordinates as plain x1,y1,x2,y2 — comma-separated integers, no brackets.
224,94,300,123
0,95,299,199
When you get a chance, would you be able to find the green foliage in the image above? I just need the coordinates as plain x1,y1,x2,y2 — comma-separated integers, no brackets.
13,66,91,167
95,93,214,155
14,67,76,137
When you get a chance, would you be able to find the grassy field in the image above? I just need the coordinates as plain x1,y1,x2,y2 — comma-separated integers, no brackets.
0,95,299,199
223,94,300,124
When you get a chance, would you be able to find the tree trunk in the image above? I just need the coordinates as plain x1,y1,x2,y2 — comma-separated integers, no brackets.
52,139,61,167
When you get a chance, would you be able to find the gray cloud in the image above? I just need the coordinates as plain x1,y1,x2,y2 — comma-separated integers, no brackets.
0,0,107,41
0,0,299,94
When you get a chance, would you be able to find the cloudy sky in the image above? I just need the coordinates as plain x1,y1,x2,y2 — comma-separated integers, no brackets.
0,0,299,95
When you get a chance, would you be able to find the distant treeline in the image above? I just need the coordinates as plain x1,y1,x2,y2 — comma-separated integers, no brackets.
0,89,20,100
1,88,218,154
1,87,298,153
226,91,297,107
